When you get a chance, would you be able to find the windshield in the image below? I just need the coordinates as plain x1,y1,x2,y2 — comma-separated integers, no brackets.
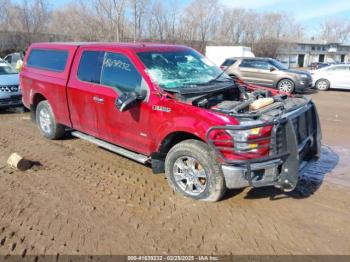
137,50,229,90
270,59,288,70
0,64,17,75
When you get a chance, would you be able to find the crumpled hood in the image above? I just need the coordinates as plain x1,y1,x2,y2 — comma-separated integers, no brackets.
0,74,19,85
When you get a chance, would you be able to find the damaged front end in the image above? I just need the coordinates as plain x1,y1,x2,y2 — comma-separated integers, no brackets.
201,82,322,191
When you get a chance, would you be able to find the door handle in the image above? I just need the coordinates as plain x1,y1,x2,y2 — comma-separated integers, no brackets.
93,96,104,103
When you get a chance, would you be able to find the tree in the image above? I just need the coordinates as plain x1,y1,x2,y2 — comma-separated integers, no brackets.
130,0,149,41
252,37,282,58
181,0,220,50
319,18,350,43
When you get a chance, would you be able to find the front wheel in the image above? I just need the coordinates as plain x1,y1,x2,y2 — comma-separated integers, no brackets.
315,79,330,91
36,100,65,140
165,140,226,202
277,79,295,93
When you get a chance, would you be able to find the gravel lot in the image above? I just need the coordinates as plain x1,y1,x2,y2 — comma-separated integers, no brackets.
0,90,349,256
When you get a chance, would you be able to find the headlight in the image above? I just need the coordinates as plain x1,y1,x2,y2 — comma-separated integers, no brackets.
227,121,263,152
300,74,309,78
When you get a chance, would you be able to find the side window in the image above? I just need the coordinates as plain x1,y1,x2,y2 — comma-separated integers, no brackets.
254,60,270,70
239,59,255,68
239,60,269,69
100,52,142,93
4,55,11,63
222,59,236,67
77,51,104,84
27,49,68,72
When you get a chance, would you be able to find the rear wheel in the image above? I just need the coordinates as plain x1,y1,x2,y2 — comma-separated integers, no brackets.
277,79,295,93
165,139,226,202
315,79,330,91
36,101,65,140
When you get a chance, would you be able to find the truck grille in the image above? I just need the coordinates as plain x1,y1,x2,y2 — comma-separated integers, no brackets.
0,95,22,105
292,106,316,145
0,85,19,93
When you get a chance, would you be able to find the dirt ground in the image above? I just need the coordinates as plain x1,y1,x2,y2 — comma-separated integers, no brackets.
0,90,349,256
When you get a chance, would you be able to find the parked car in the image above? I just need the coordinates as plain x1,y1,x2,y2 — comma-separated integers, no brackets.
221,57,313,93
0,60,22,109
309,62,331,70
3,52,24,70
20,43,321,202
312,64,350,90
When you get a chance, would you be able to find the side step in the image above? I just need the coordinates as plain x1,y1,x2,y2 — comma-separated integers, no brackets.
71,131,150,164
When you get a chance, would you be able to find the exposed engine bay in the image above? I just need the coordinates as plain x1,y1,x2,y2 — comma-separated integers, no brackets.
177,83,309,121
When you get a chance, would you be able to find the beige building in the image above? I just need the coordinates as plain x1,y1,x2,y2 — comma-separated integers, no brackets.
277,40,350,68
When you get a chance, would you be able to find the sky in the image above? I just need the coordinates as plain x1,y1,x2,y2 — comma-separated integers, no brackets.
221,0,350,33
50,0,350,36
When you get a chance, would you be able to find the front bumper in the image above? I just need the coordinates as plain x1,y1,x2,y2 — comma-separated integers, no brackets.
295,78,314,92
222,159,281,189
207,101,322,191
0,94,22,108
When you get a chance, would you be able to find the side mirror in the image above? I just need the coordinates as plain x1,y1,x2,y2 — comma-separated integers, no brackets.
115,89,147,112
270,67,277,72
115,92,139,112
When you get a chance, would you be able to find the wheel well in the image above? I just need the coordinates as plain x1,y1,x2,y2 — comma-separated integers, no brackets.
277,78,294,86
316,78,329,84
276,78,295,89
158,132,204,154
30,93,47,121
151,132,204,174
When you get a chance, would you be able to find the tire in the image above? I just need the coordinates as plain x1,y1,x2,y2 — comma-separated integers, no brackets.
165,139,226,202
277,79,295,93
36,100,65,140
315,79,330,91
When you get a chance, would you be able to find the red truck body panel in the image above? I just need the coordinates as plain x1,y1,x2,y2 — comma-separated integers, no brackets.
20,42,239,156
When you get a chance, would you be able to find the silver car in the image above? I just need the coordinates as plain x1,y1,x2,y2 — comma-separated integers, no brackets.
312,64,350,90
0,61,21,109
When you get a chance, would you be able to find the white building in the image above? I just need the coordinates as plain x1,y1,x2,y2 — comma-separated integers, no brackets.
277,40,350,68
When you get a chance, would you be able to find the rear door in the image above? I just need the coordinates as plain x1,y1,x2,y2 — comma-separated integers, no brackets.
333,66,350,89
324,66,348,88
67,49,104,137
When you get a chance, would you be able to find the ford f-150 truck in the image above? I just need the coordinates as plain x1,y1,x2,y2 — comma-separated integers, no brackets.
20,42,321,202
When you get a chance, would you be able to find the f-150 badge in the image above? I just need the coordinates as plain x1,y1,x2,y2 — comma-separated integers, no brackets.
152,105,171,112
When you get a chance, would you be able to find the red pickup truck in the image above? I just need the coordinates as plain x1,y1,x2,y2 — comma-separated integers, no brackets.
20,42,321,201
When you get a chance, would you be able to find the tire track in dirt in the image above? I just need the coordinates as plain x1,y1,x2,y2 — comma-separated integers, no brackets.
0,112,350,256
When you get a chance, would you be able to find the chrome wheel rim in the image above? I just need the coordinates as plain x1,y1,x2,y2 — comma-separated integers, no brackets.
317,80,328,90
39,108,52,134
173,156,208,196
278,80,293,93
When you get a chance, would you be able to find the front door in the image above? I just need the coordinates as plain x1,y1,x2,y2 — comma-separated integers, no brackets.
238,59,274,87
68,48,152,155
93,51,152,155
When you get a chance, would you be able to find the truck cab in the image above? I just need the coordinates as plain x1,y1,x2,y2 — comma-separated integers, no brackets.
20,43,321,202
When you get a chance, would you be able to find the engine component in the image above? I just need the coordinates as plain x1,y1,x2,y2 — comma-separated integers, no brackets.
212,101,242,111
231,98,256,113
249,98,274,111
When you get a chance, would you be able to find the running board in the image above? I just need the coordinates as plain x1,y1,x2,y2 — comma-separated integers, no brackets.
71,131,150,164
